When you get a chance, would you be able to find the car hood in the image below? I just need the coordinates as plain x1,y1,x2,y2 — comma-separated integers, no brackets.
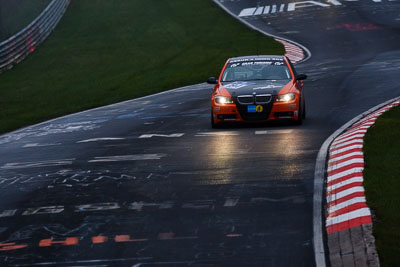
220,80,291,96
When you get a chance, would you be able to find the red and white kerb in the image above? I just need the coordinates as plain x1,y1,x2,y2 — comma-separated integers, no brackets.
274,38,305,64
325,100,400,234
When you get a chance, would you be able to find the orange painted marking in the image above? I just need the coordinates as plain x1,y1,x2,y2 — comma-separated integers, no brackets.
39,237,79,247
226,234,243,238
114,235,147,242
92,236,108,244
0,242,28,251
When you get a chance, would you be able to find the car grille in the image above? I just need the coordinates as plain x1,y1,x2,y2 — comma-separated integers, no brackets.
237,95,254,104
237,94,272,105
255,94,272,104
235,94,274,121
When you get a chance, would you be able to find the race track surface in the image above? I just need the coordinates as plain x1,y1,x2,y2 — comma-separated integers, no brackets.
1,0,400,266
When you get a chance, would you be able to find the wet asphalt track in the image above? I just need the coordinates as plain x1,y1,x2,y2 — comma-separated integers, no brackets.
1,0,400,266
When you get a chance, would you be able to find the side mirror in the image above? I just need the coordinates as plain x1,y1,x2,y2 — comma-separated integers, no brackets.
296,74,307,81
207,77,218,84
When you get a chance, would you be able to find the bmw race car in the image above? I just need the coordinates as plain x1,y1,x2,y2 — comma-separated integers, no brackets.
207,55,307,128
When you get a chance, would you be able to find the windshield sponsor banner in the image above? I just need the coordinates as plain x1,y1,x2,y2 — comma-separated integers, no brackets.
229,61,285,68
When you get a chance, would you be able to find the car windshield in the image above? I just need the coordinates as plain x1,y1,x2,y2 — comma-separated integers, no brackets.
222,59,291,82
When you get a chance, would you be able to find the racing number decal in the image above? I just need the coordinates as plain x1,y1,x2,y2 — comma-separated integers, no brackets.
256,105,264,113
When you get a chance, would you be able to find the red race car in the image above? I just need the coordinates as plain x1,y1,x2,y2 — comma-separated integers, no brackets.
207,55,307,128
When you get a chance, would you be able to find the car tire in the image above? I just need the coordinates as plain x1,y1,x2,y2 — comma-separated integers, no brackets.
295,99,303,125
211,110,219,128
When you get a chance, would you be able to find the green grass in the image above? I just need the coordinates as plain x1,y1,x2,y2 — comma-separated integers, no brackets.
0,0,51,41
363,105,400,267
0,0,284,134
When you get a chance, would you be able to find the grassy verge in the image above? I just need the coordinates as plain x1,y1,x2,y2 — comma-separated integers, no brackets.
363,104,400,267
0,0,51,41
0,0,284,134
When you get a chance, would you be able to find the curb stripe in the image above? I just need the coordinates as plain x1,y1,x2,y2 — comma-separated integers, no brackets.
328,202,368,218
327,174,363,187
329,148,363,160
332,134,366,146
327,158,364,172
325,100,400,236
334,131,368,143
328,192,366,206
327,181,364,195
326,216,372,234
337,127,369,137
328,157,364,169
330,144,363,155
326,186,365,201
327,196,367,214
327,177,364,192
327,162,364,176
327,167,364,182
274,38,305,63
330,139,363,150
328,152,364,164
326,208,371,226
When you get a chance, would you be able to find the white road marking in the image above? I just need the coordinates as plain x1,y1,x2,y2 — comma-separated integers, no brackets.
1,159,75,169
89,154,166,163
287,1,329,12
139,133,184,138
77,137,125,143
224,198,239,207
239,7,256,17
23,143,61,147
326,0,342,5
195,132,239,137
254,6,264,15
238,0,357,18
22,206,64,216
255,130,293,135
326,208,371,226
0,209,17,218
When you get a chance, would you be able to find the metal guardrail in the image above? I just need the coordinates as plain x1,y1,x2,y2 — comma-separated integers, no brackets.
0,0,70,73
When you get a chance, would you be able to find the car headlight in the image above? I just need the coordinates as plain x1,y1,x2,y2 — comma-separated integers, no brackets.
215,96,234,104
276,93,296,102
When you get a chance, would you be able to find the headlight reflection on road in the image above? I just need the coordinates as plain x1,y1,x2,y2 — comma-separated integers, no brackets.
205,133,240,184
273,131,304,178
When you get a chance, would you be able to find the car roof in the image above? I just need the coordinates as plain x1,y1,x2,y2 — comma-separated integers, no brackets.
229,55,285,62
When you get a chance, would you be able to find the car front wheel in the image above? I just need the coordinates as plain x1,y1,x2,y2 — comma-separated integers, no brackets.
211,110,219,128
295,99,303,125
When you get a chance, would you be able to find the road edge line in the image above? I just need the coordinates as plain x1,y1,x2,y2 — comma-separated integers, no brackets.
313,96,400,267
211,0,311,64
